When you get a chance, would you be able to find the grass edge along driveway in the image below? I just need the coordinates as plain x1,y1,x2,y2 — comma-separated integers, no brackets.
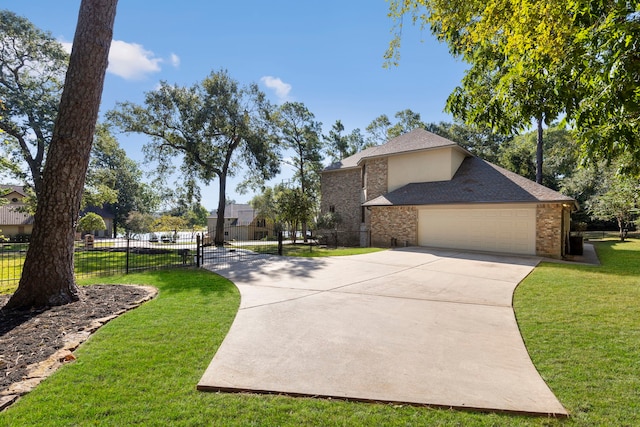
1,241,639,426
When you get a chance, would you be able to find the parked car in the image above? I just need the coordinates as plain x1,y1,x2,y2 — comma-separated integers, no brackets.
161,233,177,243
148,233,159,242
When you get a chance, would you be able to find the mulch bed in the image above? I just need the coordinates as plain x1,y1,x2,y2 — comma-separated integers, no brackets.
0,285,157,409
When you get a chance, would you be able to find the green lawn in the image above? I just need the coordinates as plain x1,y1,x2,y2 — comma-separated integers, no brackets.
1,240,638,425
1,248,192,293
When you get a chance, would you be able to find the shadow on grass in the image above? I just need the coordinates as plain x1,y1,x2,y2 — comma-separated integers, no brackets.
584,239,640,276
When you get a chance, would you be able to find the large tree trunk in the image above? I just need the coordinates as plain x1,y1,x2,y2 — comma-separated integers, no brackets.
535,117,544,185
4,0,117,310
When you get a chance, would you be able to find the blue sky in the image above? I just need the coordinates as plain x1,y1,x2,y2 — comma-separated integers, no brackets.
6,1,467,211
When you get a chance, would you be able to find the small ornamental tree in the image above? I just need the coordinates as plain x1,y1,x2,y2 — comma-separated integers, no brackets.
78,212,106,234
589,176,639,242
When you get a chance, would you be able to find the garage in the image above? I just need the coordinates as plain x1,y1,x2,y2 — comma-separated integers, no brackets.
418,205,536,255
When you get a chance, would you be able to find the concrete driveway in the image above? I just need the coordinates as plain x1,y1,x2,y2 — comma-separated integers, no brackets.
197,247,567,416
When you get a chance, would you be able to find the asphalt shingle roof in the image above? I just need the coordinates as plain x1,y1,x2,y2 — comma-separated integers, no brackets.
324,129,465,172
363,156,576,206
0,204,33,225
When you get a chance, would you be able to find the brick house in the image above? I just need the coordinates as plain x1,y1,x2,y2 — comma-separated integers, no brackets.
320,129,577,258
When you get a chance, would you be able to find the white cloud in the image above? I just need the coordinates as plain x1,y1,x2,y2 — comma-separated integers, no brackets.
260,76,292,103
169,53,180,68
107,40,162,80
60,41,72,54
59,39,179,81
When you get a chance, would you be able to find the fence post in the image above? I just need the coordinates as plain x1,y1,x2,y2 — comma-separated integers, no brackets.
196,233,201,267
125,236,130,274
278,231,283,256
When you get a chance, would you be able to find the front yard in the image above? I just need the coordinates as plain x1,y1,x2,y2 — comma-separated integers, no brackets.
0,240,638,425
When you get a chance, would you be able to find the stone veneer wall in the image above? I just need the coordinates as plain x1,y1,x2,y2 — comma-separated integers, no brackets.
536,203,563,258
370,206,418,247
320,168,362,233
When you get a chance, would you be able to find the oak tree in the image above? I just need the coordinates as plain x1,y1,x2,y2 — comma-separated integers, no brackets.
0,10,69,197
108,70,280,246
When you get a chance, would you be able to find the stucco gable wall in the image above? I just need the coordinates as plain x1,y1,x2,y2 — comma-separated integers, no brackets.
387,147,463,192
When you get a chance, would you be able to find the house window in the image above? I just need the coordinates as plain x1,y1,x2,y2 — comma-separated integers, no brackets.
361,207,366,223
11,198,19,203
329,205,335,213
361,165,366,188
256,218,266,227
224,231,229,236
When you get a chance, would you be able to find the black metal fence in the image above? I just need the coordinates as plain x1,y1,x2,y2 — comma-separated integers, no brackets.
1,225,372,290
0,235,200,290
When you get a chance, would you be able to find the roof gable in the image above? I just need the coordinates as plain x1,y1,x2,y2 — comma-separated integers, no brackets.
324,129,469,172
363,156,576,206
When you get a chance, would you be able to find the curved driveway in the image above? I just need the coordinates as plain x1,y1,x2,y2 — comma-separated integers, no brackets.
198,247,567,416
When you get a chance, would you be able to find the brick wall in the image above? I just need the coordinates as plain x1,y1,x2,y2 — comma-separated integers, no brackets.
320,169,362,232
536,203,563,258
364,158,388,201
370,206,418,247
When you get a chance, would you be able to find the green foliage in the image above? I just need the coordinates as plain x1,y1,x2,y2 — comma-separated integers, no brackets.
124,211,154,236
322,120,368,162
0,9,69,197
77,212,106,233
572,1,640,166
316,211,342,230
153,215,187,232
365,109,426,145
588,174,639,240
497,124,579,189
86,124,158,236
425,121,511,164
108,69,280,245
387,0,640,169
274,185,313,243
184,204,209,229
249,187,279,228
273,102,323,237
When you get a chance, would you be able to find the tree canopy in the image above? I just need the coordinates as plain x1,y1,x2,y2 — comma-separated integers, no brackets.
386,0,640,169
273,102,323,241
0,9,69,197
323,120,368,163
86,124,158,236
108,69,280,245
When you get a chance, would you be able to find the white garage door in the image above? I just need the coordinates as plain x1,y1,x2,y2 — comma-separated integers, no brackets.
418,206,536,255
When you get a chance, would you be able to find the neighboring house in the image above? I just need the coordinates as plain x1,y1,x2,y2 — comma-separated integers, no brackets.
207,203,273,241
321,128,577,258
80,206,115,238
0,185,34,239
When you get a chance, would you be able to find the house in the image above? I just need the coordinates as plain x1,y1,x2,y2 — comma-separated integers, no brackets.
321,129,577,258
0,185,34,240
80,206,115,238
207,203,273,241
